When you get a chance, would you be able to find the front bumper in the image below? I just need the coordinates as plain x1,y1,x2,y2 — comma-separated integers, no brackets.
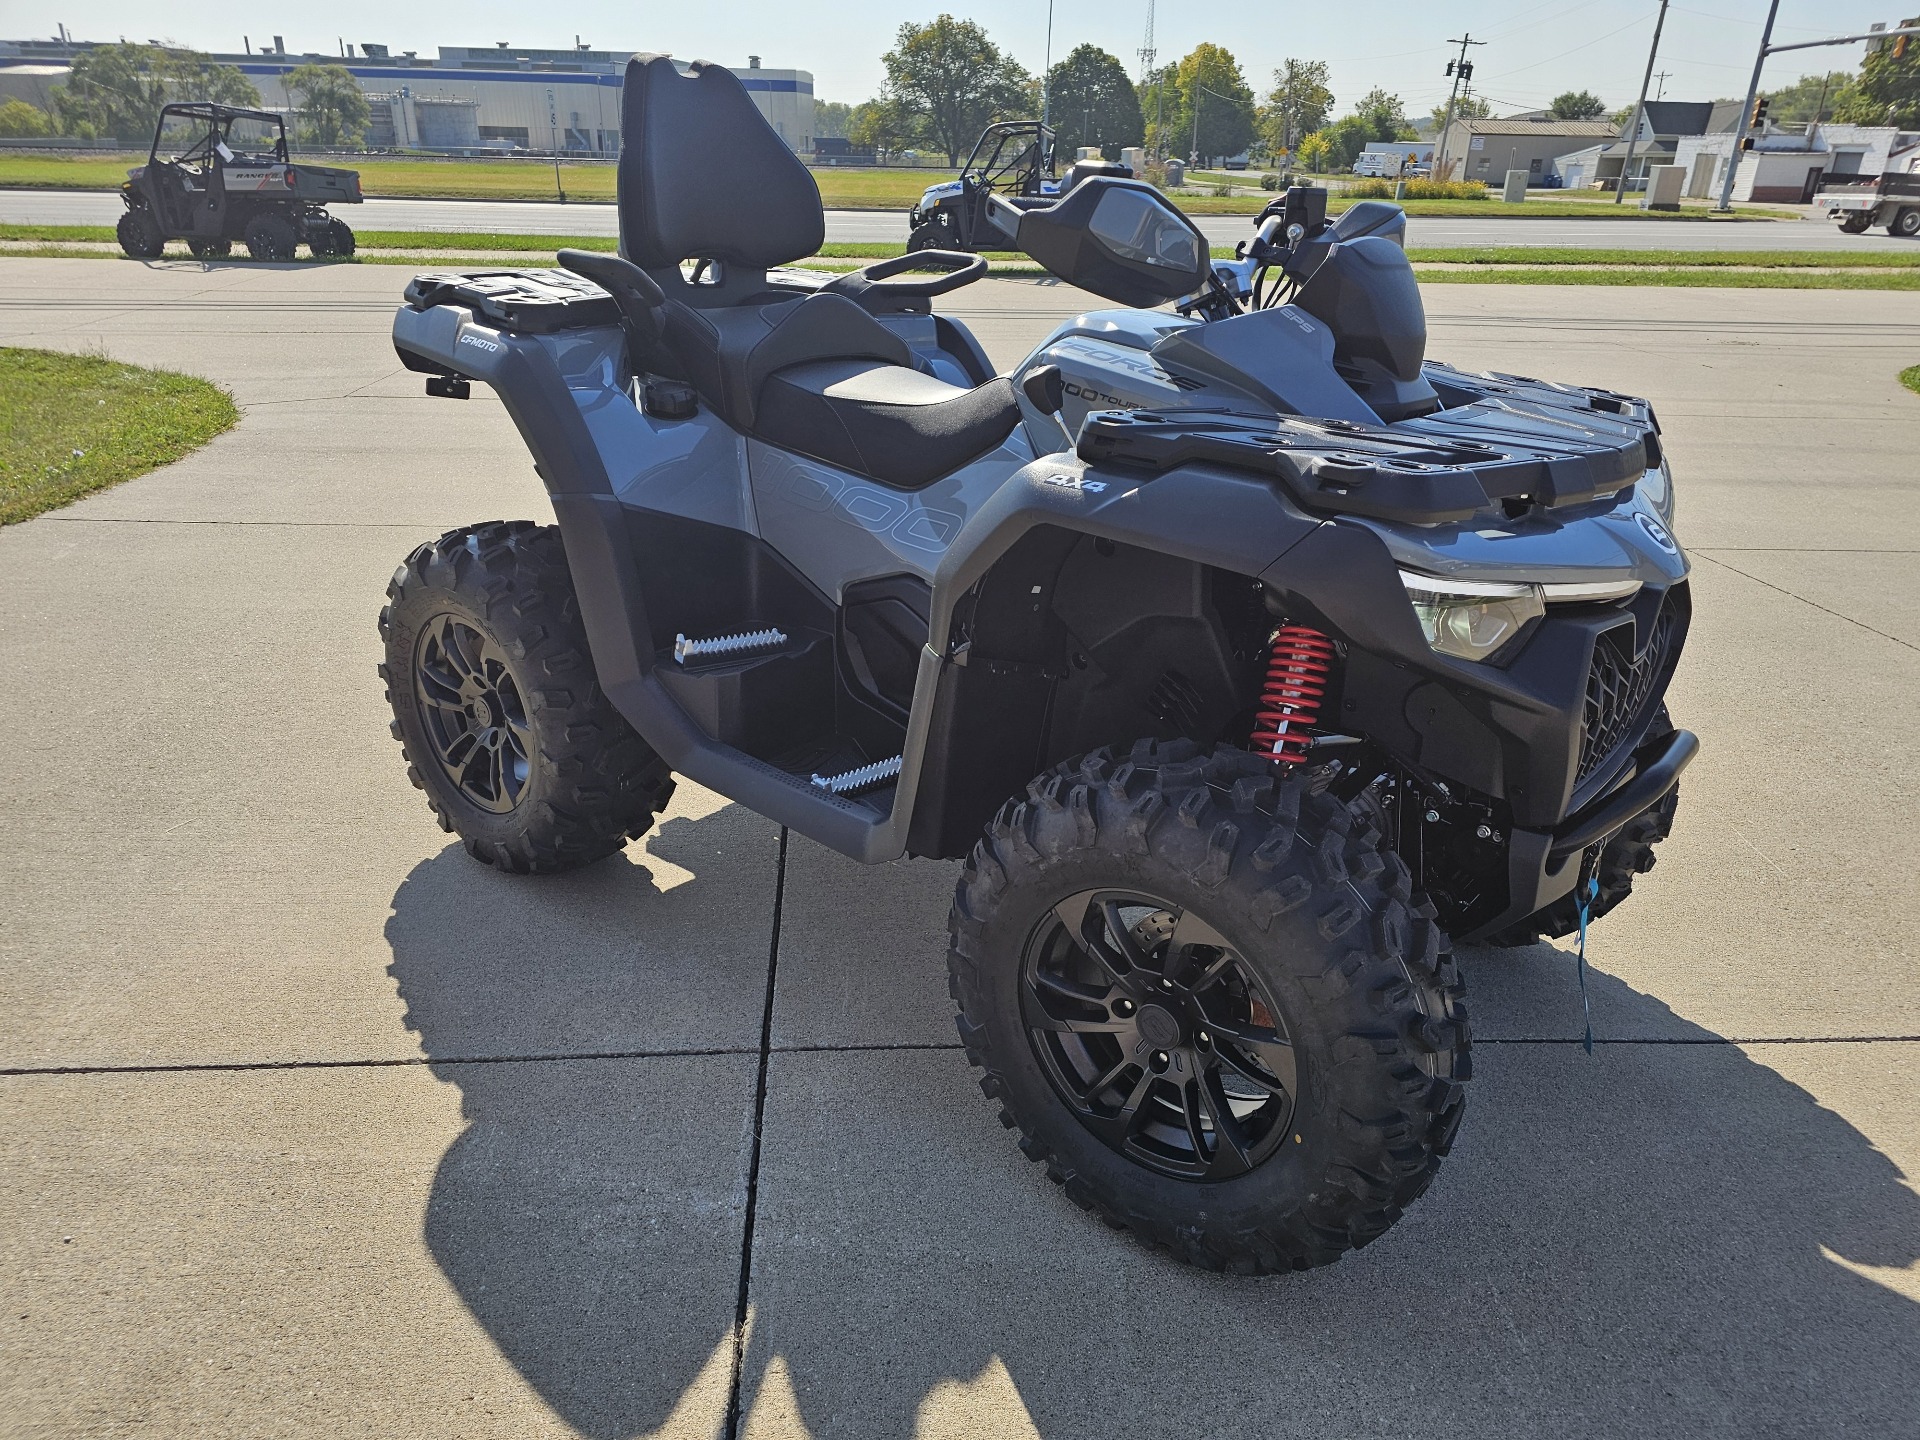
1461,726,1697,942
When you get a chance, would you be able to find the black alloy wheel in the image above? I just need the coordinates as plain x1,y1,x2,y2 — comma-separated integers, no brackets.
1024,889,1296,1181
413,614,532,813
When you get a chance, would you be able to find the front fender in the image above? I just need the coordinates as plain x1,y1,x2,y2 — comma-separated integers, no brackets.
925,453,1325,647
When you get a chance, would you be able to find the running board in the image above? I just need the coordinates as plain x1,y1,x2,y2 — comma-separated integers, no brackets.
811,755,903,795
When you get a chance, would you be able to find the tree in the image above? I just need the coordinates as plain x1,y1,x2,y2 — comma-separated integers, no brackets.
53,43,258,141
1755,71,1851,125
813,100,852,139
1431,94,1491,130
1044,44,1143,161
1549,90,1609,120
286,63,369,148
0,98,53,138
1352,87,1414,140
1835,36,1920,128
1260,58,1333,156
881,16,1031,165
1171,43,1255,164
1295,130,1334,172
848,97,917,158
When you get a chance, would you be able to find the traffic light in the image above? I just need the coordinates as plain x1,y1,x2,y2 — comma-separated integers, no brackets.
1894,33,1909,59
1750,95,1769,128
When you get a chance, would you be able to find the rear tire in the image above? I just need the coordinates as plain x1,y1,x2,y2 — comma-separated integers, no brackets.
1891,208,1920,239
1838,212,1873,234
243,213,297,260
116,209,164,259
948,739,1469,1274
378,521,676,874
324,219,355,256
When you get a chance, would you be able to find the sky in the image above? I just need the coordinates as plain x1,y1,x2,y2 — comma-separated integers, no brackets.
11,2,1905,117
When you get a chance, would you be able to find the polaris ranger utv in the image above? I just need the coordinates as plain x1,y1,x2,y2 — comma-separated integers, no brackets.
117,103,362,261
380,56,1695,1273
907,119,1131,253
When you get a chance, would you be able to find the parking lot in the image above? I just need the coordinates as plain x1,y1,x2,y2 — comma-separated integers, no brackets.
1,257,1917,1438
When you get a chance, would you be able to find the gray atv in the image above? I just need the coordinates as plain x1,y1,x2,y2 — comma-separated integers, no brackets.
380,55,1695,1273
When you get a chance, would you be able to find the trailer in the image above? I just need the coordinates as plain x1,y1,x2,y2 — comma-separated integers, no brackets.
1821,169,1920,237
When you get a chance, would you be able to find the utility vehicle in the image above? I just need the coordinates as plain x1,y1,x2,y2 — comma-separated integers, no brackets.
907,119,1130,253
379,56,1695,1273
1820,167,1920,236
116,102,362,261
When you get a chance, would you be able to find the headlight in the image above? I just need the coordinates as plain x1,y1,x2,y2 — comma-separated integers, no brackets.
1399,571,1545,663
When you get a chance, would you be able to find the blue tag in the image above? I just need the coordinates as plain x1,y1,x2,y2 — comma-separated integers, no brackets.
1574,875,1600,1056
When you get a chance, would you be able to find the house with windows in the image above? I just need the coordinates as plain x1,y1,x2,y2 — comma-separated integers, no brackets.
1552,101,1742,192
1433,116,1618,185
1674,124,1918,203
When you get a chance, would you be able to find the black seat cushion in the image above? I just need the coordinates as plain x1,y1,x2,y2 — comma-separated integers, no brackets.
660,291,911,431
618,55,824,270
755,360,1021,488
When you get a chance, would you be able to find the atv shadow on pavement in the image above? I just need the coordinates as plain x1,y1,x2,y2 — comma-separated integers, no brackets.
385,812,1920,1439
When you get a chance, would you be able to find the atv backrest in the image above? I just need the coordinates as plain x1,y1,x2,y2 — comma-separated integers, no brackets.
616,55,824,274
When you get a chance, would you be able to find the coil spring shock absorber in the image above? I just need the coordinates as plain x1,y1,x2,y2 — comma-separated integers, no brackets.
1250,624,1335,764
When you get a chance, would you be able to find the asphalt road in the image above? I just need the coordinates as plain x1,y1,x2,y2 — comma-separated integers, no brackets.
2,258,1918,1437
6,185,1917,250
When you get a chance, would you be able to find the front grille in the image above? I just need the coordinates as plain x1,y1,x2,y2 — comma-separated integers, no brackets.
1577,604,1676,785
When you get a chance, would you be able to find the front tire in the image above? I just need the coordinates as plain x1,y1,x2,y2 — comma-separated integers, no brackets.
1891,207,1920,239
378,521,675,874
907,217,960,253
948,740,1469,1273
116,209,164,259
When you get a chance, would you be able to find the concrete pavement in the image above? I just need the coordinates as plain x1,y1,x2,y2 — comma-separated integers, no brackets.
6,186,1918,250
1,258,1917,1437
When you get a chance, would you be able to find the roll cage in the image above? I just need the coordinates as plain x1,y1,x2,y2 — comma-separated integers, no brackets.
149,102,289,170
960,121,1056,198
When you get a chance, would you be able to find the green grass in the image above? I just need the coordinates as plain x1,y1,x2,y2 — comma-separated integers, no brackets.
1404,246,1920,268
0,347,237,524
1902,364,1920,395
1410,266,1920,290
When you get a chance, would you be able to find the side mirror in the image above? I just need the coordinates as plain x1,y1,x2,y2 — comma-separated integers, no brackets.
1013,177,1210,307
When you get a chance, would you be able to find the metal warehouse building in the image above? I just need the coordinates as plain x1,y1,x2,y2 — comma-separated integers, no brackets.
0,38,815,153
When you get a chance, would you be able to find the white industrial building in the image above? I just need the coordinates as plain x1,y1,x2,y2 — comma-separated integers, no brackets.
0,38,815,153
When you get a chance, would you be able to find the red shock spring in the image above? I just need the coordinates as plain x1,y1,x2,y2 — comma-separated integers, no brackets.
1250,625,1335,764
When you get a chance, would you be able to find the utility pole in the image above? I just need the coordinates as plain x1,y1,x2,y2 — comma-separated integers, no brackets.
1431,34,1485,183
1653,69,1672,101
1718,0,1781,210
1042,0,1055,127
1615,0,1670,204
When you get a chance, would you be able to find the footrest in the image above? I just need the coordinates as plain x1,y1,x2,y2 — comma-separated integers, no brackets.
810,755,903,795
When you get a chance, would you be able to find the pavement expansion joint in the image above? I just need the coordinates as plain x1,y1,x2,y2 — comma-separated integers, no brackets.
3,1036,1914,1081
1694,552,1920,653
725,825,788,1440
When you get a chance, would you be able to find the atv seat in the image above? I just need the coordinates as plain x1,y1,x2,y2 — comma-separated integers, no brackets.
618,54,1019,483
756,361,1020,488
